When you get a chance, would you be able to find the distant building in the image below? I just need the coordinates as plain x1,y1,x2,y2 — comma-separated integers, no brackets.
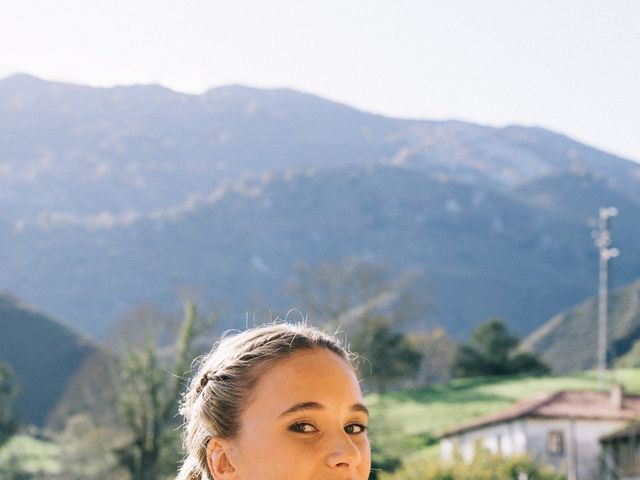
440,386,640,480
600,421,640,480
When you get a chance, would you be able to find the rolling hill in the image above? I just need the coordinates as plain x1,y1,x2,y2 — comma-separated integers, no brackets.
521,278,640,373
0,292,98,426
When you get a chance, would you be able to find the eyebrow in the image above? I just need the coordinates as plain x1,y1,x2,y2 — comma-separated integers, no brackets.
279,401,370,418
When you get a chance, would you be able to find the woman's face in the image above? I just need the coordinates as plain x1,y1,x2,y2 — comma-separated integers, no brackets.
210,348,371,480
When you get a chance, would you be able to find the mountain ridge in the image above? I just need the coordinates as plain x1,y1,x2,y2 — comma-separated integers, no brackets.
521,279,640,373
1,74,639,341
0,291,99,426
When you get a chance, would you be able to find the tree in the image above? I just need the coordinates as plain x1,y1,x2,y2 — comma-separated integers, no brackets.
452,318,549,378
288,260,427,330
56,413,128,480
113,302,218,480
350,317,422,393
288,259,426,392
0,361,18,449
407,328,457,384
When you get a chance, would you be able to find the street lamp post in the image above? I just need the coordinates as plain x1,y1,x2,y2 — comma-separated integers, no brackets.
594,207,619,388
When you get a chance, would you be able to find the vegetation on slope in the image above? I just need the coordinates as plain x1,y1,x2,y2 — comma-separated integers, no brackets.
521,278,640,373
0,292,98,426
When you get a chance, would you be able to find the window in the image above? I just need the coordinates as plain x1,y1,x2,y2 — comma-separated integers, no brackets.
547,430,564,456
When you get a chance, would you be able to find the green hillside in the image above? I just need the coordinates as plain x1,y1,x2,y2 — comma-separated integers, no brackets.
520,278,640,373
0,292,98,426
617,339,640,367
369,369,640,467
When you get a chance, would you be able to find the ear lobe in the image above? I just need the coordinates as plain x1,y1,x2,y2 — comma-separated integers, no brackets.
206,438,237,479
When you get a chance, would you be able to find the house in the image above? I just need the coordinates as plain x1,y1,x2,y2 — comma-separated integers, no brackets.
600,421,640,480
440,386,640,480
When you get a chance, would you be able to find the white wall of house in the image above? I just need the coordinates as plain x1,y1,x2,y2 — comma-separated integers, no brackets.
440,419,528,463
441,417,627,480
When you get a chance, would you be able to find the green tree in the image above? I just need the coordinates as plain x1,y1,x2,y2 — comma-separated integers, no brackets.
351,317,422,393
452,318,549,378
113,302,218,480
0,361,18,449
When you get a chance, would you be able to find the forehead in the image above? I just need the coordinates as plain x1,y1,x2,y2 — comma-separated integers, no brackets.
247,349,364,411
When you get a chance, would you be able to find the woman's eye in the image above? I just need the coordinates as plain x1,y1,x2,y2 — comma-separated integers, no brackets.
289,422,318,433
344,423,368,435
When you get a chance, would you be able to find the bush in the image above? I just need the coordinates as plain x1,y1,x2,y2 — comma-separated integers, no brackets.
378,448,565,480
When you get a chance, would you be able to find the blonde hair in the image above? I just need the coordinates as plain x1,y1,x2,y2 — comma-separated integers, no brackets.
176,322,352,480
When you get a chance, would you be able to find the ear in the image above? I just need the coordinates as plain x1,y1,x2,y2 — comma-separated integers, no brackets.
206,438,237,479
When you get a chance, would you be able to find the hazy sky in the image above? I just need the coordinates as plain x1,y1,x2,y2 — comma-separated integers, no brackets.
1,0,639,162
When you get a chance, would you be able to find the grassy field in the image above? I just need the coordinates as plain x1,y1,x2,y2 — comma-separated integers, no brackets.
367,368,640,466
1,369,638,478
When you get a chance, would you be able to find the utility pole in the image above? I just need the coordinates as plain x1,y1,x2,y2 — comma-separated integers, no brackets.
593,207,619,388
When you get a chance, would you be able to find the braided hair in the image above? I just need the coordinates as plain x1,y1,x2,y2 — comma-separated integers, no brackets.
176,322,352,480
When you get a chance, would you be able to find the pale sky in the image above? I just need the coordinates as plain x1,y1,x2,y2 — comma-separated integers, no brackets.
1,0,639,162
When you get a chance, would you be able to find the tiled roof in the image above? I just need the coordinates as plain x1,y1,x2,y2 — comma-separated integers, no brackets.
600,421,640,442
442,390,640,438
532,390,640,420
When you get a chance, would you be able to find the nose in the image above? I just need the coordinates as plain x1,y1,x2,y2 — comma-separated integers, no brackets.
325,430,362,470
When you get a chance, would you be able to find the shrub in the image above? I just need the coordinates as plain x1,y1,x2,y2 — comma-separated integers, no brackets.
378,447,565,480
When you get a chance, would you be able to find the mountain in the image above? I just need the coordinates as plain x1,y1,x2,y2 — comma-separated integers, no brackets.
1,73,639,339
1,73,639,223
511,169,640,223
520,279,640,373
3,165,639,339
0,73,403,220
0,292,99,426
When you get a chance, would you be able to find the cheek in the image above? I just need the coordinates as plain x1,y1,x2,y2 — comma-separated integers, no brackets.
358,437,372,478
233,430,321,477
